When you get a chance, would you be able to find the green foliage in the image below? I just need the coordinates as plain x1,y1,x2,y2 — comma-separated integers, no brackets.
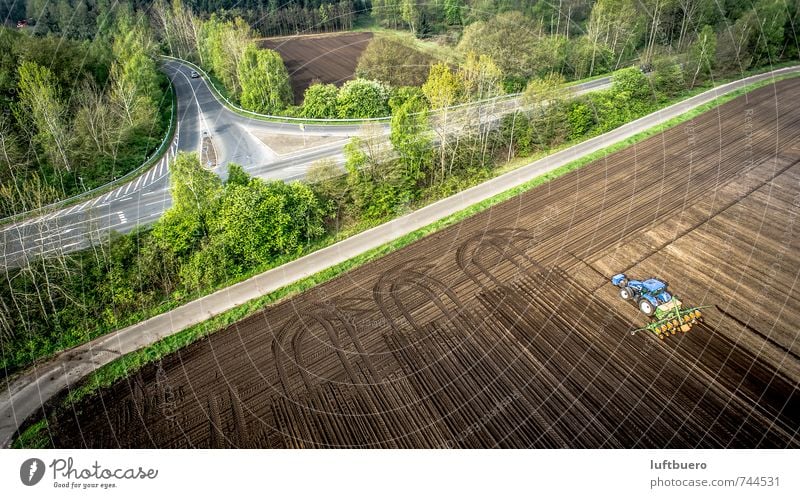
459,52,503,102
389,86,424,113
457,11,542,80
199,15,254,98
422,63,462,109
390,95,432,189
152,152,221,261
355,37,435,87
444,0,463,25
586,0,644,66
0,17,167,218
611,67,652,102
750,0,788,64
567,102,595,140
13,61,71,172
336,78,391,118
302,83,339,118
226,163,251,187
651,58,686,98
238,44,293,114
566,36,612,80
686,25,717,87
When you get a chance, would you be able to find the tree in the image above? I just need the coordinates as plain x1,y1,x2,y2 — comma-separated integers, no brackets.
651,57,685,97
674,0,714,50
567,35,612,79
307,157,348,230
14,61,71,173
611,66,651,102
343,126,402,220
390,95,432,190
226,162,250,187
458,52,503,102
152,0,202,59
302,83,339,118
355,37,435,87
153,152,222,258
686,25,716,87
207,178,327,268
750,0,788,65
336,78,391,118
199,15,253,98
444,0,463,25
422,63,461,182
109,14,161,128
238,44,292,114
456,11,542,80
586,0,644,72
401,0,421,34
523,73,570,149
373,0,403,29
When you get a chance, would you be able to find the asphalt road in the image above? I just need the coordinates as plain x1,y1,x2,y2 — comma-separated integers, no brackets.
0,59,611,271
1,65,795,448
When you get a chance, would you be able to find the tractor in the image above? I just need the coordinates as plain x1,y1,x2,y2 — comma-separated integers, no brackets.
611,273,708,339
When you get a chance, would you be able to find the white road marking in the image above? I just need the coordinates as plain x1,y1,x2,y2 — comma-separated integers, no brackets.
134,175,143,190
117,212,127,224
63,204,81,216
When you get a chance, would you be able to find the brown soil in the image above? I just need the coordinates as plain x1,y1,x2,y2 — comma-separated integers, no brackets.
259,32,373,104
50,78,800,448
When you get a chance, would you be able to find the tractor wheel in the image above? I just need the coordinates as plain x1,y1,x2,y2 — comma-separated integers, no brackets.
638,299,655,316
619,287,633,300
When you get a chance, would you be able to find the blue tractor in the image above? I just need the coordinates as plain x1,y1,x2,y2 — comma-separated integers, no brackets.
611,273,708,339
611,274,672,316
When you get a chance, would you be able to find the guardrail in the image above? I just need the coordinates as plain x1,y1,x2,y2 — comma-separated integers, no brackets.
0,81,178,227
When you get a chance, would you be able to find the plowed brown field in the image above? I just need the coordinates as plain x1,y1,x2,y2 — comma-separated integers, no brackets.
259,32,373,104
50,78,800,448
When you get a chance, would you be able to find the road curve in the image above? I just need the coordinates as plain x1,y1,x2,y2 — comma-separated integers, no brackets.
0,59,611,269
1,65,795,448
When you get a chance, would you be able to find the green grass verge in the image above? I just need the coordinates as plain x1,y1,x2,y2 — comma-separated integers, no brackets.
11,419,49,449
58,72,797,408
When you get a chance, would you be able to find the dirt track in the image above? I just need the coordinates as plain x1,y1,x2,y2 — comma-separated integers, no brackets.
49,79,800,448
260,32,373,104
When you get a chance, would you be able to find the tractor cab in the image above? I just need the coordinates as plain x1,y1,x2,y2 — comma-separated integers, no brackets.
640,279,672,304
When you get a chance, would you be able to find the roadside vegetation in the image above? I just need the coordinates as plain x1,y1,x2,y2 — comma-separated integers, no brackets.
0,6,170,218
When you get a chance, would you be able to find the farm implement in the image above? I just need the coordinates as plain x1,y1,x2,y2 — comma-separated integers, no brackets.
611,273,710,339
